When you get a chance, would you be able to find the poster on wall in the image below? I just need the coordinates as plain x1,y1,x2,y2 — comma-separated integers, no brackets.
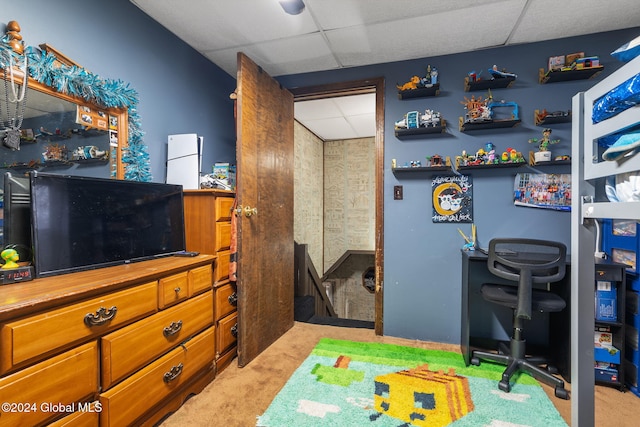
432,175,473,223
513,173,571,211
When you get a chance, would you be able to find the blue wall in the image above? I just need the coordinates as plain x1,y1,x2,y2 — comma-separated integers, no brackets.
277,27,640,343
2,0,237,181
4,2,639,344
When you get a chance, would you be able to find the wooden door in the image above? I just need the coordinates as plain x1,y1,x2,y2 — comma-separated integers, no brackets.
235,53,294,367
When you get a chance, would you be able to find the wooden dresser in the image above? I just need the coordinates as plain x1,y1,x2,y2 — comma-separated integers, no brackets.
0,255,216,426
183,190,238,372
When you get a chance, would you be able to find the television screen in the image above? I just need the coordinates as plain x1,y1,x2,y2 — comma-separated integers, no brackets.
30,172,186,277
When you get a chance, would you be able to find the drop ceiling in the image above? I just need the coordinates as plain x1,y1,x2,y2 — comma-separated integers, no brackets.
130,0,640,140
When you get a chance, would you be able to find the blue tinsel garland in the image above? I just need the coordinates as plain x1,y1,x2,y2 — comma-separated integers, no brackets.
0,42,151,181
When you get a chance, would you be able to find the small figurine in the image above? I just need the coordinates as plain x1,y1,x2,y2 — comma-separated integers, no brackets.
461,93,492,123
72,145,109,161
1,248,20,269
396,76,420,91
484,142,496,163
529,128,560,152
488,65,517,79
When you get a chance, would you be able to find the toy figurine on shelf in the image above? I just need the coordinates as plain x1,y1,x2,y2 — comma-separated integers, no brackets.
530,128,560,151
396,76,421,91
501,147,526,163
488,65,517,79
484,142,497,163
461,93,492,123
395,109,442,129
396,65,439,91
529,128,560,162
42,144,68,163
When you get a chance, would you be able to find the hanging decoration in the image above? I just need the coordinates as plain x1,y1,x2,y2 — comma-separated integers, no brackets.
0,39,151,181
432,175,473,223
0,21,28,151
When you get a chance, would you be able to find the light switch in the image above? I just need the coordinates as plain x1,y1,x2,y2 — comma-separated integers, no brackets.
394,185,403,200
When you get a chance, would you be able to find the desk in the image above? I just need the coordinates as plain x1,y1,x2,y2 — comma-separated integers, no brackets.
460,250,572,378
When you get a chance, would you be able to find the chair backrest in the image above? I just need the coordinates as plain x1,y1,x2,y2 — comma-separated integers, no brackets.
487,238,567,319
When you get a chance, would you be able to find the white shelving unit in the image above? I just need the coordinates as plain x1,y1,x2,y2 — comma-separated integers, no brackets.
572,54,640,426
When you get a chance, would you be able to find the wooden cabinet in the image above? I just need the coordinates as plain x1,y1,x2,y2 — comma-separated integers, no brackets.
183,190,237,372
0,255,216,426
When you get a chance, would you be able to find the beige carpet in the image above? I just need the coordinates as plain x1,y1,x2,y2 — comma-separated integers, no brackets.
159,322,639,427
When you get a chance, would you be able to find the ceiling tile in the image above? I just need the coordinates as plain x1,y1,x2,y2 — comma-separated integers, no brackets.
347,113,376,138
508,0,640,44
334,93,375,116
204,33,338,76
326,4,523,67
131,0,318,51
304,117,358,140
307,0,512,30
295,98,343,120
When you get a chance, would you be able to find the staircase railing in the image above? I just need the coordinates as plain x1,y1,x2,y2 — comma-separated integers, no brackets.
294,242,337,318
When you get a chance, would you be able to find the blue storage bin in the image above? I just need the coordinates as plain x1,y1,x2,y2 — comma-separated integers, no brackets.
595,345,621,364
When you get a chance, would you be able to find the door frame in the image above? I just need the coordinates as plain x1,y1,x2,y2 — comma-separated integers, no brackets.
290,77,385,335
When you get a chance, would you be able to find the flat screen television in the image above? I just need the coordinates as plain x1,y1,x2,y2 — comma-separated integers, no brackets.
2,172,32,263
29,171,186,278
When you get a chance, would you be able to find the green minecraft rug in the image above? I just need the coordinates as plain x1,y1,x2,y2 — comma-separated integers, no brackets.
257,338,567,427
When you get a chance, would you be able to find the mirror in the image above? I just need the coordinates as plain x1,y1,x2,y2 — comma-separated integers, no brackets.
0,82,118,179
0,21,149,182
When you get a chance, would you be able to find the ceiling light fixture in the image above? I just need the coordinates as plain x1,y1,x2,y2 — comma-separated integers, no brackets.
279,0,305,15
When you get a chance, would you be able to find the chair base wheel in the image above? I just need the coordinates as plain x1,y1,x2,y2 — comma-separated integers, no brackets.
499,380,511,393
470,357,480,366
554,387,570,400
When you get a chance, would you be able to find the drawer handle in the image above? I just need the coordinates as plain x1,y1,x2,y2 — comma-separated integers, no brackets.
231,323,238,338
84,306,117,327
163,363,184,383
163,320,183,337
174,287,181,294
228,292,238,306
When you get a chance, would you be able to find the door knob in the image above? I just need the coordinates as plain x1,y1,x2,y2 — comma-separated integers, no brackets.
235,205,258,217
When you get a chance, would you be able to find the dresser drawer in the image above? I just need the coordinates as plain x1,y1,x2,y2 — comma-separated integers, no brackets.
0,283,157,375
189,264,213,296
99,326,215,427
214,250,230,283
101,290,214,389
214,281,237,320
0,342,98,427
158,271,189,309
215,221,232,252
217,312,238,356
215,197,234,222
47,409,99,427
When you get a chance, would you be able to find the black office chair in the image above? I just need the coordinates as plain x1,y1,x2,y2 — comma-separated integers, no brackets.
470,238,570,400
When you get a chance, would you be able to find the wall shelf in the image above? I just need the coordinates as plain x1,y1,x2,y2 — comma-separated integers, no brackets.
458,117,520,131
395,121,446,138
397,83,440,99
392,166,452,174
534,109,572,126
456,161,526,171
464,76,515,92
539,66,604,84
528,151,571,166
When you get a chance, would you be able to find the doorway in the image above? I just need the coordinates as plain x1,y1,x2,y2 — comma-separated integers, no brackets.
290,78,385,335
